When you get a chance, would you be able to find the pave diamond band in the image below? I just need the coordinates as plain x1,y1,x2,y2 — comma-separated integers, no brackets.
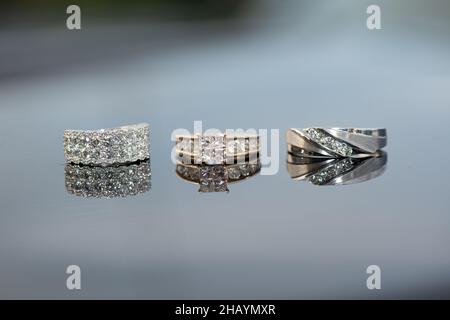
175,134,259,165
65,160,151,198
286,128,387,158
64,123,150,165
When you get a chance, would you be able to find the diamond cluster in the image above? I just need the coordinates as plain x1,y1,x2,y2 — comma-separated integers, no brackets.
309,158,354,185
176,162,261,192
176,162,261,182
201,135,226,165
64,123,149,165
176,135,259,165
199,165,229,192
65,160,151,198
304,128,352,157
176,165,200,181
226,163,261,180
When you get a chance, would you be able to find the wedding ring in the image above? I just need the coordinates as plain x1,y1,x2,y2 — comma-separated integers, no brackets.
287,152,387,185
286,128,387,158
175,134,259,165
65,160,151,198
64,123,150,165
176,161,261,192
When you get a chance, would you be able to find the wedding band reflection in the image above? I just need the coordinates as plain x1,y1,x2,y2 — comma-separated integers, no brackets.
65,160,151,198
176,161,261,193
287,152,387,186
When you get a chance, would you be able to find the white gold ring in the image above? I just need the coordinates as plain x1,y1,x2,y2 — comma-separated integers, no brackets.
64,123,150,165
287,127,387,158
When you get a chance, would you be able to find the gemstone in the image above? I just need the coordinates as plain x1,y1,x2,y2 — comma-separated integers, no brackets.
198,165,229,192
304,128,353,157
201,135,226,165
226,138,246,155
228,167,241,180
189,168,200,180
176,165,188,176
176,138,193,153
239,164,251,176
309,158,354,185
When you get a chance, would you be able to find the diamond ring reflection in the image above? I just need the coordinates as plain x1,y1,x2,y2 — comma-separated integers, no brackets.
176,161,261,193
287,152,387,186
65,160,151,198
64,123,150,165
286,128,387,158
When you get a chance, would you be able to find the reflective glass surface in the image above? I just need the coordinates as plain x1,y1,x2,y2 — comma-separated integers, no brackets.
1,0,450,299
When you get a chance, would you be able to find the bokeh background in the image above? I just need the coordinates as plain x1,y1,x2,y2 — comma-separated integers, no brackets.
1,0,450,299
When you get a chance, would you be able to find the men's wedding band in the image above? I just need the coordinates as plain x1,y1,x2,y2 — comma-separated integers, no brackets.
64,123,150,165
286,127,387,158
287,152,387,185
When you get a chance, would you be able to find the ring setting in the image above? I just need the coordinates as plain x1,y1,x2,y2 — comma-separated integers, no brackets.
176,133,259,165
175,132,260,192
287,127,387,158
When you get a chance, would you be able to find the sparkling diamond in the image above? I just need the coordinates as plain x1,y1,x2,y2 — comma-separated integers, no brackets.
176,138,193,153
228,167,241,180
64,123,149,165
305,128,322,140
309,158,355,185
320,136,333,146
249,163,260,174
65,160,151,198
239,164,251,176
199,165,229,192
201,135,225,165
226,138,246,155
304,128,353,157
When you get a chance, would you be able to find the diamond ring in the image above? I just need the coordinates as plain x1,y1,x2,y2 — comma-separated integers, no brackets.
64,123,150,165
176,161,261,193
65,160,151,198
286,128,387,158
287,152,387,186
175,134,259,165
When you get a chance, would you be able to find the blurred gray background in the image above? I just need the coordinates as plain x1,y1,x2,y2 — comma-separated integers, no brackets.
0,0,450,299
